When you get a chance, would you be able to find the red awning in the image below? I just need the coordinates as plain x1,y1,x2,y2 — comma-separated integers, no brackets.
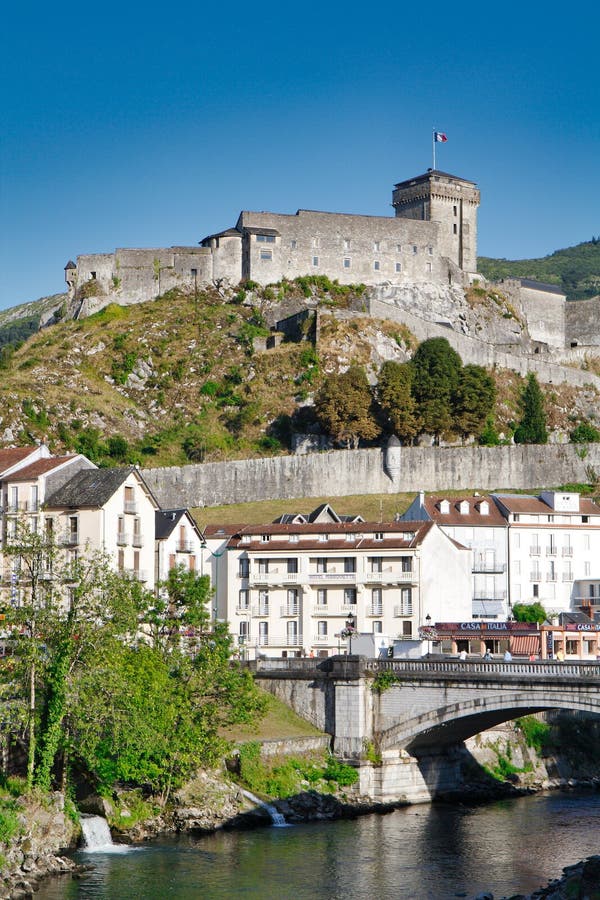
510,635,541,656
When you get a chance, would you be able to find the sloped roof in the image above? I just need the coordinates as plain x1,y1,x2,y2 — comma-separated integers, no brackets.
155,508,204,541
44,467,141,509
420,494,507,527
4,456,80,482
493,494,600,517
0,447,38,476
273,503,364,525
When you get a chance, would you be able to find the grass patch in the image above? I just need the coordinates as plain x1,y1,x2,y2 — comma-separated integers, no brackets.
222,689,322,743
106,790,160,830
237,742,358,799
516,716,552,754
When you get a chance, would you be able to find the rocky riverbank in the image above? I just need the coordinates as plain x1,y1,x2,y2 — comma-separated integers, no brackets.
0,793,80,900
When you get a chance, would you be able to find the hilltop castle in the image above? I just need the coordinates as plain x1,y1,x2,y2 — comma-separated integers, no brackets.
64,169,599,353
65,169,480,302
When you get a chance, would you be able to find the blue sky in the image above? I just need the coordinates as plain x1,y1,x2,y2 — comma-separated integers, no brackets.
1,0,598,311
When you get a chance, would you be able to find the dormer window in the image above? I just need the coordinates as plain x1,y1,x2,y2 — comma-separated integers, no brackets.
289,534,300,543
438,500,450,514
374,532,384,541
459,500,469,515
318,533,329,542
477,501,489,515
241,534,251,543
261,534,270,543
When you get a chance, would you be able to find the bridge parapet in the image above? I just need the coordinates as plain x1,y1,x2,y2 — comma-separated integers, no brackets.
364,659,600,680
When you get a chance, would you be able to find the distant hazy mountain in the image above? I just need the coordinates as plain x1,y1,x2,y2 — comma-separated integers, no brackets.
478,239,600,301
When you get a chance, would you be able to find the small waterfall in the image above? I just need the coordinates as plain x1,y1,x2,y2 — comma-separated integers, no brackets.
80,814,129,852
241,789,288,827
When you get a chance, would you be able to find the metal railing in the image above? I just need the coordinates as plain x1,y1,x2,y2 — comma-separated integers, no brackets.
394,605,413,617
177,540,193,553
280,605,299,616
123,501,138,515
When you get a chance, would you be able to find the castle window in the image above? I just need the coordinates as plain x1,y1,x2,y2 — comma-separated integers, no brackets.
256,234,275,243
290,239,297,250
395,262,402,273
453,205,457,216
312,237,320,248
428,246,433,255
453,224,458,234
343,258,351,269
344,239,351,250
396,244,402,252
191,268,197,277
426,262,432,272
312,256,319,267
412,246,417,254
374,261,380,271
373,241,380,251
260,250,272,260
90,271,96,279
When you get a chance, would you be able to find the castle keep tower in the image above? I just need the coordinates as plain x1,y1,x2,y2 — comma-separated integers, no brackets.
392,170,480,273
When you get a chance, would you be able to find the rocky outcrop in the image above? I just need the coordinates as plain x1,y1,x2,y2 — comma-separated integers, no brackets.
506,855,600,899
0,792,80,900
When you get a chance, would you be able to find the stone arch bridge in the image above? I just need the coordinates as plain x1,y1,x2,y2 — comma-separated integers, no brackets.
253,657,600,802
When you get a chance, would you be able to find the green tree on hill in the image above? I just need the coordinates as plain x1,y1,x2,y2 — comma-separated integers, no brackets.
410,338,462,441
454,364,496,440
314,365,379,449
376,360,421,444
513,373,547,445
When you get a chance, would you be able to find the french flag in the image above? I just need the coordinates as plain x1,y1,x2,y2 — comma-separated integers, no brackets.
434,131,448,143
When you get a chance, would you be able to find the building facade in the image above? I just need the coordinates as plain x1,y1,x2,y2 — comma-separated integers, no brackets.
399,491,509,620
491,491,600,617
202,505,472,659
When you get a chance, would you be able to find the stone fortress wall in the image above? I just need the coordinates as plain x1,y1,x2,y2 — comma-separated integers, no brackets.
142,442,600,511
65,167,598,357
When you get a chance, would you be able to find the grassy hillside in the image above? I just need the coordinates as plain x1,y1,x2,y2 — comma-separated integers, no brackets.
0,281,597,468
478,239,600,300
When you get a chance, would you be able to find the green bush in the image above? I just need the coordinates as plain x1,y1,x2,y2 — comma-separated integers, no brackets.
570,421,600,443
516,716,551,754
0,802,20,844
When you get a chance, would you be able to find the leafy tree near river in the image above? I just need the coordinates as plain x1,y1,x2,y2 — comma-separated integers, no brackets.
0,527,265,804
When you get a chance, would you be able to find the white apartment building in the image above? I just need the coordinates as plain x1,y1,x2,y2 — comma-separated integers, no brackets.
43,467,160,591
491,491,600,617
202,505,472,659
399,491,509,619
155,508,205,585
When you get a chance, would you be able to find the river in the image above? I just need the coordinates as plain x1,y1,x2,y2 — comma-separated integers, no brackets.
37,790,599,899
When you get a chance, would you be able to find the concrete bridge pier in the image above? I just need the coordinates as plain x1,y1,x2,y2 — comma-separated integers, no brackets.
359,749,463,803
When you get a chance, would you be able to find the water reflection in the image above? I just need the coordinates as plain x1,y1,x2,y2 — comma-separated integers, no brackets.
37,792,600,900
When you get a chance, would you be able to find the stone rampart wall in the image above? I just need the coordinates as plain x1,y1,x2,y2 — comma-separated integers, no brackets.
566,297,600,347
366,294,600,390
142,443,600,511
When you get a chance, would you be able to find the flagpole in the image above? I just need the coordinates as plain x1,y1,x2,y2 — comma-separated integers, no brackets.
432,129,436,170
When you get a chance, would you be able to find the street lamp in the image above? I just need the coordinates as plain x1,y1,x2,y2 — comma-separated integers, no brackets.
425,614,431,658
345,613,356,655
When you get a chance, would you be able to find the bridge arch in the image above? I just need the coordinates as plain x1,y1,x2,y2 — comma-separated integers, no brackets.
380,692,600,753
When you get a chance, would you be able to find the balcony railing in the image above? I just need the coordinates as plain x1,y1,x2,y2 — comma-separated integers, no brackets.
394,605,413,617
530,546,541,556
123,501,138,515
363,570,413,583
252,605,270,617
546,547,557,557
176,540,193,553
249,572,299,586
367,605,383,617
530,571,541,582
132,533,144,548
562,572,573,582
122,569,148,582
280,605,299,617
60,533,80,547
255,634,303,647
236,605,251,614
473,592,506,602
310,572,356,581
472,562,506,574
561,547,573,557
546,573,557,582
313,634,330,643
116,532,130,546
